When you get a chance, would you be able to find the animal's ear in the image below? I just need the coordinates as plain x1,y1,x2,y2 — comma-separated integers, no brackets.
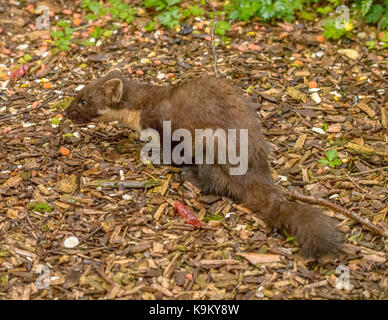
103,78,123,103
104,68,122,77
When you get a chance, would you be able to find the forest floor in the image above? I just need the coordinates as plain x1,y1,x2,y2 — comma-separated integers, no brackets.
0,1,387,300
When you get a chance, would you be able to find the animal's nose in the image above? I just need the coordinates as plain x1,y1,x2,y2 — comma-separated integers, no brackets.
63,108,74,119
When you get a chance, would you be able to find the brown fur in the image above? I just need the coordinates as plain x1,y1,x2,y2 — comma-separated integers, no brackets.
64,69,343,258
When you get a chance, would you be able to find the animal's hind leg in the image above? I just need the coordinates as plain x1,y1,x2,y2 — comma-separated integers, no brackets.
180,166,206,190
180,165,232,196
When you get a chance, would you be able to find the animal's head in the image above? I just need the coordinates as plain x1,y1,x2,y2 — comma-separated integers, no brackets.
64,69,124,124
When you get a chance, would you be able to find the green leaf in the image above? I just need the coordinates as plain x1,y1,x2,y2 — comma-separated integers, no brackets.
64,26,73,36
85,13,97,20
144,20,156,31
54,38,71,51
260,0,275,21
119,11,129,19
157,7,181,28
145,0,166,11
50,30,64,39
182,8,191,18
361,0,373,16
167,0,180,6
144,0,160,6
23,54,33,62
189,5,203,17
89,1,103,14
204,214,224,222
317,6,332,14
299,10,314,21
326,149,339,162
91,26,104,38
84,39,94,46
103,30,113,37
57,20,70,28
100,7,110,16
366,40,375,49
318,158,330,166
323,19,346,39
381,12,388,30
331,158,341,166
365,4,384,23
214,21,230,36
82,0,91,9
63,133,75,137
50,117,61,125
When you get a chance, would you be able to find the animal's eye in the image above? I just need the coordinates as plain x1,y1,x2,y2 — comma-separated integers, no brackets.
78,99,88,107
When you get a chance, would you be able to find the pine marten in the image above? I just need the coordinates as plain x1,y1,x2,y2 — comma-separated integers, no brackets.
64,69,342,258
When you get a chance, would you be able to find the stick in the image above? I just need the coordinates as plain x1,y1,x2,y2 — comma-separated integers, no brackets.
205,0,219,77
311,165,388,180
0,95,57,123
345,173,368,193
350,165,388,176
338,57,361,86
287,189,387,238
85,179,161,189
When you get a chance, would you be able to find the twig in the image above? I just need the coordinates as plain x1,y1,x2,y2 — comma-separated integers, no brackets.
338,57,361,87
345,173,368,193
287,189,387,238
85,178,161,189
0,95,57,123
205,0,219,77
351,165,388,176
311,165,388,180
85,226,103,240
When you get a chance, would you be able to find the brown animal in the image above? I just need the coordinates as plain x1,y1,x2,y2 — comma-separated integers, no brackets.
64,69,342,258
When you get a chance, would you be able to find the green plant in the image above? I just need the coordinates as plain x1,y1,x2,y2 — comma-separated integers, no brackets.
48,0,388,53
224,0,388,40
225,0,304,22
157,6,182,28
50,20,73,51
0,276,7,287
204,213,224,222
82,0,136,23
355,0,388,28
319,149,341,168
27,202,53,213
323,18,349,39
214,20,231,36
145,0,206,28
50,117,61,125
186,5,204,17
145,20,156,31
145,0,181,11
366,39,375,48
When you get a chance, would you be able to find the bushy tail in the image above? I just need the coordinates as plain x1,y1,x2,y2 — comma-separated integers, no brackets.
243,187,343,258
270,199,343,258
